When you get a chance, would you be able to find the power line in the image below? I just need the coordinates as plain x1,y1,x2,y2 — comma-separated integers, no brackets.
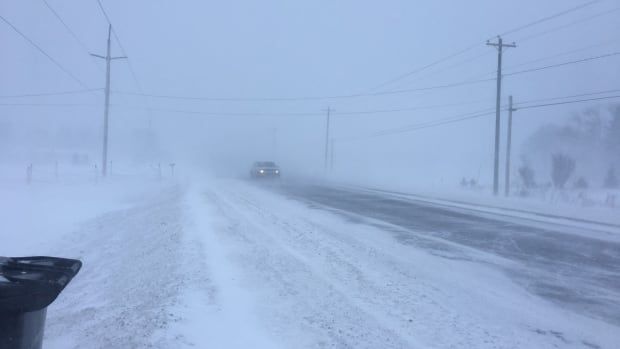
396,51,494,90
0,98,490,117
0,88,103,99
338,94,620,142
333,99,490,116
146,100,490,117
504,51,620,77
94,0,144,92
505,40,620,71
364,0,603,94
515,89,620,106
517,6,620,44
339,109,496,142
515,94,620,110
0,101,482,116
468,39,620,80
93,0,155,134
0,14,89,89
112,77,495,102
500,0,601,37
127,106,321,117
42,0,92,54
42,0,105,76
0,103,99,107
366,44,481,93
4,90,618,117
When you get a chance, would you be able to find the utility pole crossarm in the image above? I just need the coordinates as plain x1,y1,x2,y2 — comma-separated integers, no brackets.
486,37,517,49
90,54,126,60
504,96,517,197
486,42,517,48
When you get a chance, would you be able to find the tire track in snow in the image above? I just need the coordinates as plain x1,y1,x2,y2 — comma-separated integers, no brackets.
206,189,419,349
207,181,618,349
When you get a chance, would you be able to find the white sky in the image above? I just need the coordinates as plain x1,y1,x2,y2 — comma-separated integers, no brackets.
1,0,619,183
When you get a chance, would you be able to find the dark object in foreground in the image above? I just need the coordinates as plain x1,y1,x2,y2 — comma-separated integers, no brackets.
0,256,82,349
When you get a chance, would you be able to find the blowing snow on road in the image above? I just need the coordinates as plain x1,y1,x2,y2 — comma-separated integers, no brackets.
13,178,616,349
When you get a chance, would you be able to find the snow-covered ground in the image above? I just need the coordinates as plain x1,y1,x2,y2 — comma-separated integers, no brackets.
324,175,620,227
3,176,619,348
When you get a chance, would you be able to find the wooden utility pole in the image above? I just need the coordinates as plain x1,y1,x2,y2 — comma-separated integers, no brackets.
329,138,334,172
91,25,126,177
505,96,517,196
323,107,332,172
487,36,516,195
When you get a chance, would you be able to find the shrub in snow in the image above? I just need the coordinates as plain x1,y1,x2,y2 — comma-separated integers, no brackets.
551,153,575,189
574,176,588,189
469,178,477,188
518,165,536,189
604,166,619,189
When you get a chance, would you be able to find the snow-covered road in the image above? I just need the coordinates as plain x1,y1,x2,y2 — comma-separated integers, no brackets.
187,180,618,348
278,182,620,326
22,178,619,348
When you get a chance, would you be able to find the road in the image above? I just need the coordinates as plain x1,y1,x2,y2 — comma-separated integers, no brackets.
277,182,620,327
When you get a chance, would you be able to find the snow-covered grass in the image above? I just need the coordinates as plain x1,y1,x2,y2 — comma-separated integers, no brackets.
323,173,620,227
4,173,619,348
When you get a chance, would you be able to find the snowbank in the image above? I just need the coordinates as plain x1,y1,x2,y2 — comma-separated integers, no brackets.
321,174,620,227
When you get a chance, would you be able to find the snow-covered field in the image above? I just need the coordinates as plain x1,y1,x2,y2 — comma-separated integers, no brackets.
3,176,619,348
325,175,620,227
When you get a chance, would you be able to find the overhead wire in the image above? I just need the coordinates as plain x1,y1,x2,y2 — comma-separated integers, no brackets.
515,94,620,110
505,39,620,71
93,0,154,127
516,6,620,44
504,51,620,77
0,103,99,107
42,0,92,54
365,44,481,93
0,14,90,89
499,0,601,37
42,0,105,76
514,88,620,106
364,0,604,94
94,0,144,92
337,94,620,142
0,88,103,99
4,0,615,114
111,49,616,102
111,77,495,102
467,39,620,80
338,109,497,142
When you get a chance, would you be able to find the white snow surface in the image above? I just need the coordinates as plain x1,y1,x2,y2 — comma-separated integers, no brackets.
4,177,619,348
323,174,620,227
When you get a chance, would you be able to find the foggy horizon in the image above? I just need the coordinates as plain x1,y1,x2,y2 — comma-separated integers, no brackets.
2,0,619,185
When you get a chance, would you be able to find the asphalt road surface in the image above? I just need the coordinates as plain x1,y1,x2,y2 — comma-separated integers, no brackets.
276,182,620,326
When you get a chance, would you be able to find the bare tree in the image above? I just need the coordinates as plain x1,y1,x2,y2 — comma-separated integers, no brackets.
604,166,619,189
518,165,536,189
551,153,575,189
574,176,588,189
